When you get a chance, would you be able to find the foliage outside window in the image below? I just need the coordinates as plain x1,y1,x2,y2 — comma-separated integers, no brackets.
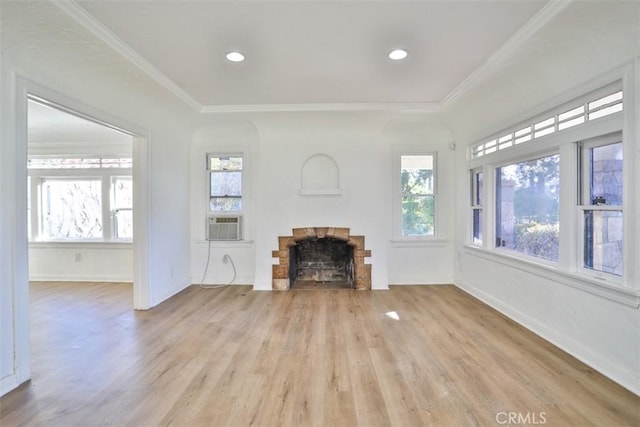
581,141,623,276
496,154,560,261
41,179,103,239
471,169,483,245
208,155,243,212
401,154,435,237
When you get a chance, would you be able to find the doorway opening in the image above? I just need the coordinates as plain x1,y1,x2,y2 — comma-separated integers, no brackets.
27,97,134,286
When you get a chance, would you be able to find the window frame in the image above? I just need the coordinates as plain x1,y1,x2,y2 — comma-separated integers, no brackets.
392,147,440,242
577,134,623,282
493,150,561,264
111,176,133,241
27,157,132,243
39,176,104,241
207,153,244,214
470,168,483,246
464,76,637,298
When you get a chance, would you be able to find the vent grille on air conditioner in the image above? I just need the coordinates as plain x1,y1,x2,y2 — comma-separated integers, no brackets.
207,216,242,241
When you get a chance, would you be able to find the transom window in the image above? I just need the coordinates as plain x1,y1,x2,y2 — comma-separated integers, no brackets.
471,87,623,159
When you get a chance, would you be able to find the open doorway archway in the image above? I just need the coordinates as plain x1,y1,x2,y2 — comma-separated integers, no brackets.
18,79,151,309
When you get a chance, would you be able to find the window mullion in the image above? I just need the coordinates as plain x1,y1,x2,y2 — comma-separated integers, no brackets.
559,143,577,271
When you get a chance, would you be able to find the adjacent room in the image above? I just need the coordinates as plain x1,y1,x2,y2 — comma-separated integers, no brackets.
1,1,638,426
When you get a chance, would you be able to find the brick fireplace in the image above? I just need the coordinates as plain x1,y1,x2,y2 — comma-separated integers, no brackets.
272,227,371,290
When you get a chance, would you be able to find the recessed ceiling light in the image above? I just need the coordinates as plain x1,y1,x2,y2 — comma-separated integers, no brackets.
226,51,245,62
388,49,408,61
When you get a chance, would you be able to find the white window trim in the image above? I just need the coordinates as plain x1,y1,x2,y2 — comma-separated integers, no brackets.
392,146,440,242
469,168,483,247
464,63,639,298
207,152,244,215
576,134,624,284
204,151,252,242
111,176,133,241
493,149,561,262
28,165,132,243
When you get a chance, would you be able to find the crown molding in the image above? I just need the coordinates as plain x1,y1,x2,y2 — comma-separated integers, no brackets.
52,0,203,112
440,0,574,109
200,102,441,114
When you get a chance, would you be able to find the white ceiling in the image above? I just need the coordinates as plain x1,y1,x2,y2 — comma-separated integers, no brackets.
28,100,132,152
63,0,551,112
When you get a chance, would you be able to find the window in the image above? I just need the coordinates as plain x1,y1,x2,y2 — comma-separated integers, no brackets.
41,178,103,239
471,87,623,159
496,153,560,261
580,139,623,276
208,154,242,212
28,157,132,242
400,154,436,237
470,169,483,245
467,79,633,291
112,177,133,240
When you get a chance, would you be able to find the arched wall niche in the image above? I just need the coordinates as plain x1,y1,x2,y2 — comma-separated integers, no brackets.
299,153,341,195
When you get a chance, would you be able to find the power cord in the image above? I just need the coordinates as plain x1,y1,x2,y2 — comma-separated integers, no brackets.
199,239,236,289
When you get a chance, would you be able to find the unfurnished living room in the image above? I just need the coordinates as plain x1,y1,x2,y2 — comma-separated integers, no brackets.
1,1,639,426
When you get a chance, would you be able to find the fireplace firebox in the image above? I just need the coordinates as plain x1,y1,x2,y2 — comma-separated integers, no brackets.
290,238,354,289
272,227,371,290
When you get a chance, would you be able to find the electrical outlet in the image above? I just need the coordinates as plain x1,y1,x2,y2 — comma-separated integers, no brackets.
75,253,81,262
222,254,229,264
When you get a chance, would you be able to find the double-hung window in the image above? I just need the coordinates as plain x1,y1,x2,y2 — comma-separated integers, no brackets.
579,137,623,277
400,154,436,237
470,169,483,245
208,154,243,212
112,177,133,240
495,153,560,261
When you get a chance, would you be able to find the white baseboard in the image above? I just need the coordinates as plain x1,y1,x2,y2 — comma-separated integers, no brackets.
192,275,254,286
455,279,640,396
1,373,21,397
28,274,133,282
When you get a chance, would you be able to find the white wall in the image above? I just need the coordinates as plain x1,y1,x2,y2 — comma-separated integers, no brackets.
191,118,259,285
190,112,457,289
28,244,133,283
444,1,640,394
1,1,197,395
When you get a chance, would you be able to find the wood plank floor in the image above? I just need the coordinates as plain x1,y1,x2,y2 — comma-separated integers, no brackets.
1,282,638,426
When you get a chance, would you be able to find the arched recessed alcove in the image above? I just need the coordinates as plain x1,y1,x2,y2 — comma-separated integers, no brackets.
300,153,341,195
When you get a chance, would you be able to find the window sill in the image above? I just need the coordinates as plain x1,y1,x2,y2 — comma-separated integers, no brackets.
462,245,639,307
29,241,133,250
299,188,342,196
195,240,254,248
391,238,448,248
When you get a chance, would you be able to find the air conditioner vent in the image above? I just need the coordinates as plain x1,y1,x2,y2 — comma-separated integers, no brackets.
207,216,242,241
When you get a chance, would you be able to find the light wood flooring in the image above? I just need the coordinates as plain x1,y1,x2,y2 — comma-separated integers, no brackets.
1,282,638,426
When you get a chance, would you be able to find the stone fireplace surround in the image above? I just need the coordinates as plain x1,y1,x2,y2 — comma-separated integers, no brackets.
272,227,371,290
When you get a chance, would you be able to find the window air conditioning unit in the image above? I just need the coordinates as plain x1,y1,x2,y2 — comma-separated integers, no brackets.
207,216,242,241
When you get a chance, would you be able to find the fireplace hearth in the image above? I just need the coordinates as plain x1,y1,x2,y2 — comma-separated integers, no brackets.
272,227,371,290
